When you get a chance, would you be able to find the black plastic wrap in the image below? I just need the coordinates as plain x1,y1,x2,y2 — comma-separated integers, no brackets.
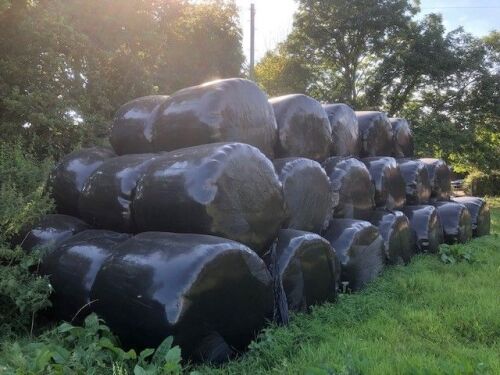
40,230,131,322
133,143,286,254
389,118,414,157
91,232,274,363
355,111,393,157
270,94,332,161
152,78,277,158
361,157,406,210
79,154,159,232
273,158,333,233
322,103,361,157
419,158,452,201
369,210,415,265
17,214,90,253
396,158,431,205
433,201,472,244
322,219,384,291
110,95,169,155
402,205,444,253
322,157,375,220
451,197,490,237
47,147,116,216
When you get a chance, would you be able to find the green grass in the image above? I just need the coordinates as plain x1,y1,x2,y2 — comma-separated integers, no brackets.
200,199,500,375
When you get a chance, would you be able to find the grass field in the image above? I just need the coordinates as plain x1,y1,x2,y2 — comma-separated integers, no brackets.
199,198,500,375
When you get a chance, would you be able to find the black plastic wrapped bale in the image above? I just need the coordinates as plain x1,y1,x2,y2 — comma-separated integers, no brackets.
322,157,375,220
355,111,393,157
389,118,414,157
402,205,444,253
270,94,332,161
39,230,130,322
152,78,277,158
17,214,90,254
323,219,385,292
361,157,406,210
452,197,490,237
397,158,431,205
79,154,159,232
91,232,274,363
110,95,169,155
322,103,361,156
433,201,472,244
273,158,333,233
47,147,116,216
133,143,286,255
420,158,452,201
369,210,415,265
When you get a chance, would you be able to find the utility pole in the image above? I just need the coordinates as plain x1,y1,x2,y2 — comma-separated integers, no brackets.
250,3,255,81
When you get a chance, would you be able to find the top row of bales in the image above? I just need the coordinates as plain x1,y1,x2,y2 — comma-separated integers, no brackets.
110,78,413,161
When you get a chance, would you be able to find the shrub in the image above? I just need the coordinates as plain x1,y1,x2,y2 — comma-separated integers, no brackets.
464,170,500,196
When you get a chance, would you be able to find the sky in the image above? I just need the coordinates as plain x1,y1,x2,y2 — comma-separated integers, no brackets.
234,0,500,63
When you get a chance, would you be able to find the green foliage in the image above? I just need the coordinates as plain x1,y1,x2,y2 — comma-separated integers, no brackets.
439,244,476,264
464,170,500,196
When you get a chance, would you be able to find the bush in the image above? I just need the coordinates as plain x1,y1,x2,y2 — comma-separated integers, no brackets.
464,170,500,196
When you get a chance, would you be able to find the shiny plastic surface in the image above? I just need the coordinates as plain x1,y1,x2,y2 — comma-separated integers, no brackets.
270,94,332,161
47,147,116,216
323,219,385,291
132,143,286,254
369,210,415,265
451,196,490,237
91,232,274,362
110,95,170,155
322,103,361,156
397,158,431,205
322,157,375,220
389,118,414,157
433,201,472,244
362,157,406,210
153,78,277,158
355,111,393,157
402,205,444,253
419,158,452,201
273,158,333,233
79,154,159,232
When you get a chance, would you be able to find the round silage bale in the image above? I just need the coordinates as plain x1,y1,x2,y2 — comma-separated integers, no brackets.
355,111,393,157
270,94,332,161
273,157,333,233
451,196,490,237
402,205,444,253
433,201,472,244
132,142,286,255
322,219,385,292
152,78,277,158
322,103,361,156
47,147,116,216
91,232,274,363
389,118,414,157
419,158,452,201
396,158,431,205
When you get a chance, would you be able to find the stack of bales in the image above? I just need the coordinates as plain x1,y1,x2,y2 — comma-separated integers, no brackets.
20,78,490,363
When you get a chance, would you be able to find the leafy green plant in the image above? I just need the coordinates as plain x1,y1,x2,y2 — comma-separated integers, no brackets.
439,244,478,264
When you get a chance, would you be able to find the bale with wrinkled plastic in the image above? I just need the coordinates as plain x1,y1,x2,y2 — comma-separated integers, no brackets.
273,158,333,233
397,158,431,205
389,118,414,157
362,157,406,210
47,147,116,216
270,94,332,161
420,158,452,201
355,111,393,157
79,154,159,232
323,219,384,291
322,157,375,220
451,197,490,237
369,210,415,265
322,103,361,156
402,205,443,253
110,95,169,155
133,143,286,254
152,78,277,158
91,232,274,363
433,201,472,244
40,230,130,322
